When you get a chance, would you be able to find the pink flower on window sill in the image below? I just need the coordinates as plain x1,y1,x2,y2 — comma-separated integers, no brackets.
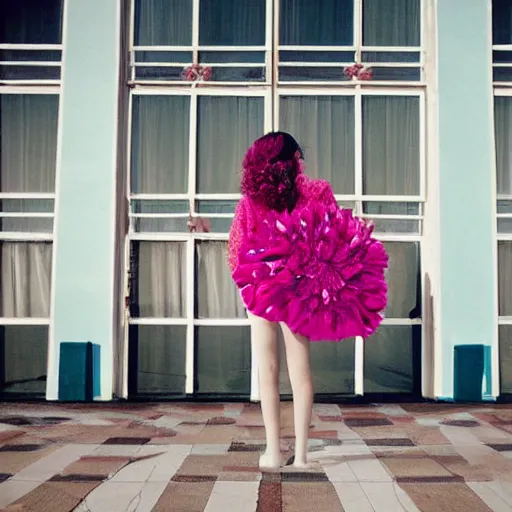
183,64,212,82
343,63,373,81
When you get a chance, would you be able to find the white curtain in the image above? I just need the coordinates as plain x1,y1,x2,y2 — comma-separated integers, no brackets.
0,243,52,318
197,96,264,193
0,0,62,44
135,242,186,318
196,241,245,318
131,95,190,194
279,0,353,46
1,94,58,193
363,0,420,46
134,0,192,46
279,96,355,194
199,0,265,46
363,96,420,196
495,97,512,195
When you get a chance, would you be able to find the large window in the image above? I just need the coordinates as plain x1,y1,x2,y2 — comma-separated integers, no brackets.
0,0,63,396
128,0,425,398
493,1,512,396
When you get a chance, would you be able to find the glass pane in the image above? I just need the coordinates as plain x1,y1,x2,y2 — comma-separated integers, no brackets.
196,326,251,394
0,0,63,44
196,200,237,214
498,242,512,316
280,96,355,194
493,0,512,45
0,199,54,213
493,51,512,63
1,94,58,193
499,325,512,394
0,243,52,318
363,202,420,215
279,0,353,46
136,51,193,64
132,325,186,395
208,67,265,82
197,96,264,194
0,65,60,81
200,51,265,63
362,52,421,63
495,97,512,195
130,242,187,318
363,0,420,46
279,67,350,82
370,67,421,81
0,218,53,233
132,218,189,233
363,96,420,196
131,200,189,214
199,0,266,46
196,241,246,319
311,339,355,394
280,51,355,62
1,325,48,395
364,326,416,393
135,66,187,81
493,67,512,82
371,219,419,234
131,95,190,194
384,242,420,319
498,218,512,233
134,0,192,46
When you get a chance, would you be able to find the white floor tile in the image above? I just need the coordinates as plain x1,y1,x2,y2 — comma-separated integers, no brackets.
204,481,259,512
360,482,407,512
347,458,393,482
468,482,512,512
333,482,373,512
0,480,40,507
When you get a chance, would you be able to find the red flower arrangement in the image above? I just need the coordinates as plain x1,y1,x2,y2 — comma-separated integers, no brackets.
344,62,373,81
183,64,212,82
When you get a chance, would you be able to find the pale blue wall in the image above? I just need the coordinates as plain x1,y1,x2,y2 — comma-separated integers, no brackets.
437,0,497,399
47,0,120,400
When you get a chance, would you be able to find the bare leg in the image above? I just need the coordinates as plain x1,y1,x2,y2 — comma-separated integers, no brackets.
249,312,281,469
281,322,313,468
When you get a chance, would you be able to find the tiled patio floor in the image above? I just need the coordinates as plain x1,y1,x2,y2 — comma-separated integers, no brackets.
1,402,512,511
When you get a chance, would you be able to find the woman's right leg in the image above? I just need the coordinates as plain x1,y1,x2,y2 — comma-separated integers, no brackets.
248,311,281,468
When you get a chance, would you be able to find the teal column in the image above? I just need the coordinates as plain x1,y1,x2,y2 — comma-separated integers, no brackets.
437,0,498,400
47,0,121,400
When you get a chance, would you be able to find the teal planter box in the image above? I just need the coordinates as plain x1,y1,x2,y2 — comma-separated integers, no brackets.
58,342,93,401
454,345,484,402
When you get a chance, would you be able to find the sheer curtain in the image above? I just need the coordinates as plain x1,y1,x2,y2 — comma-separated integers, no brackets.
495,97,512,195
199,0,265,46
131,95,190,194
134,0,192,46
1,94,58,193
363,0,420,46
197,96,264,193
135,242,186,318
0,0,63,44
196,241,245,318
0,243,52,317
279,0,353,46
363,96,420,196
279,96,355,194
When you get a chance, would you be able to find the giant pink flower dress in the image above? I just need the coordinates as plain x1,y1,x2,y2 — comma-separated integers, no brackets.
228,175,388,341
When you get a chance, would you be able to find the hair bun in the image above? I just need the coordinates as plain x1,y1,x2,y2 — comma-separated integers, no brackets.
241,134,302,211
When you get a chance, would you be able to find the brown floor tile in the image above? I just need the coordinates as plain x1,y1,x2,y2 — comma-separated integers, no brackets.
399,482,493,512
62,456,131,476
366,438,415,446
0,445,58,474
344,418,393,427
432,455,494,482
381,456,453,478
0,430,25,445
103,437,151,445
177,452,259,478
5,481,98,512
281,482,343,512
153,481,215,512
257,476,282,512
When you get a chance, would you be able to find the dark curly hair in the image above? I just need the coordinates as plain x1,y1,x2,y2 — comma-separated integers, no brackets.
241,132,303,212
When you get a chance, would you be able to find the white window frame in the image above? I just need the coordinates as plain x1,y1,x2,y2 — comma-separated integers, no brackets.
124,0,427,400
0,87,58,330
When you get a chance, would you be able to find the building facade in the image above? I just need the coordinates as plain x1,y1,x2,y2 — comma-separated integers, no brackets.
0,0,510,402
